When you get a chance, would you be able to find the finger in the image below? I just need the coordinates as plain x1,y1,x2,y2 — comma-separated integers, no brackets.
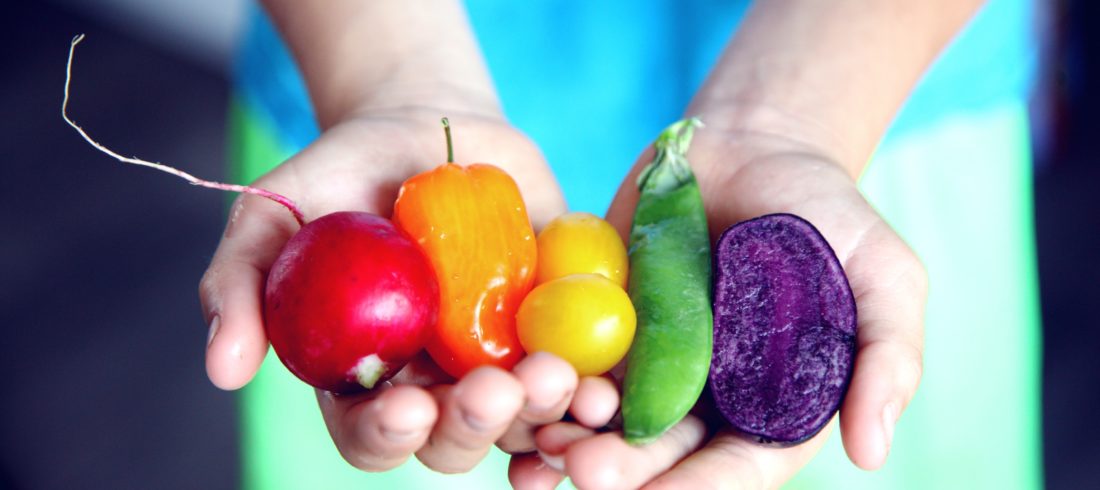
644,426,832,490
534,422,598,472
508,452,566,490
497,352,579,453
198,193,298,389
415,366,525,473
563,416,707,490
840,233,928,470
569,375,620,428
316,384,438,472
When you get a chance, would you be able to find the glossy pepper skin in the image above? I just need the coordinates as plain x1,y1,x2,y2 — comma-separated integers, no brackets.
393,162,537,378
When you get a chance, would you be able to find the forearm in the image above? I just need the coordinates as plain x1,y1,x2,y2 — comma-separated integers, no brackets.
261,0,500,129
690,0,984,177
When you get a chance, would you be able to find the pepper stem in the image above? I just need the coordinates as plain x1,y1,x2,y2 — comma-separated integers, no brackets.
442,117,454,163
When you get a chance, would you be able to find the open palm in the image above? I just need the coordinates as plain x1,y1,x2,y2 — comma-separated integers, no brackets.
522,122,927,489
198,110,582,474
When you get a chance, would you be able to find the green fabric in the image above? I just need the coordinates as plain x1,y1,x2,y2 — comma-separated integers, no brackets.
229,97,1041,489
788,102,1043,489
227,97,287,186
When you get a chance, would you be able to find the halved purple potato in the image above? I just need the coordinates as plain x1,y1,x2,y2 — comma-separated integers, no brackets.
709,213,856,444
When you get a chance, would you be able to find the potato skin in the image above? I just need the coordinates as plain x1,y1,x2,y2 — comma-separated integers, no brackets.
708,213,856,445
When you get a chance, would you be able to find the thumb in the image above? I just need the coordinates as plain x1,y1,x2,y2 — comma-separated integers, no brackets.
198,193,298,390
838,229,928,470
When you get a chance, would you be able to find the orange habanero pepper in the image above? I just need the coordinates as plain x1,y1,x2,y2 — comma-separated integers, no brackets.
392,120,536,378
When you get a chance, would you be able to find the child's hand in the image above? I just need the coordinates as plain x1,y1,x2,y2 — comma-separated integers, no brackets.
516,121,927,489
198,110,575,473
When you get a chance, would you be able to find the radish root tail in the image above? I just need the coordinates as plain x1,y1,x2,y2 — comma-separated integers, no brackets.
62,34,306,227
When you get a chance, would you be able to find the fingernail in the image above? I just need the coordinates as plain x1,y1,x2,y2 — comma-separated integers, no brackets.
380,426,425,444
538,449,565,472
527,388,572,414
206,315,221,348
460,408,499,433
882,402,898,455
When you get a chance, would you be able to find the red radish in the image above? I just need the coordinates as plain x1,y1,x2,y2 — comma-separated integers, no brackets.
264,212,437,393
62,35,438,394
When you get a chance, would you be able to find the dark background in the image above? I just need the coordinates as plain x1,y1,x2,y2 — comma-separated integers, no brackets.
2,1,1097,489
2,1,236,488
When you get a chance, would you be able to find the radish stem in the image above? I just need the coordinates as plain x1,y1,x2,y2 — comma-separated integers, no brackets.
62,34,306,227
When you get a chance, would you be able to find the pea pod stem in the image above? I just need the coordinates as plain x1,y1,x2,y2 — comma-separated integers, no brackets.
635,117,702,193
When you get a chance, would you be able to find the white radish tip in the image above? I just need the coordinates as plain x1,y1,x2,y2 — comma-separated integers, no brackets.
351,354,387,389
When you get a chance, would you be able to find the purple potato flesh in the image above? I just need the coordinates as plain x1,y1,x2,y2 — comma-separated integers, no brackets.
709,213,856,444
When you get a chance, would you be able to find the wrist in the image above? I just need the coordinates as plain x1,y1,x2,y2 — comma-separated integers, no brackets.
688,101,861,181
263,0,501,129
684,0,982,181
341,77,503,126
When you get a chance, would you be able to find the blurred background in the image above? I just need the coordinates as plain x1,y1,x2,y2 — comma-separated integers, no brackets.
2,0,1097,488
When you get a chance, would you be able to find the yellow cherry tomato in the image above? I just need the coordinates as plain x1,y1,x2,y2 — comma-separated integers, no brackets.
536,212,628,288
516,273,636,376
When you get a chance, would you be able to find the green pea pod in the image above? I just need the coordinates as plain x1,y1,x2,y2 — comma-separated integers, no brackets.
622,118,713,445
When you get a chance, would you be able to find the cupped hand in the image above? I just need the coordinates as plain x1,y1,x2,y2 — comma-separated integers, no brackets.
519,118,927,489
197,109,578,473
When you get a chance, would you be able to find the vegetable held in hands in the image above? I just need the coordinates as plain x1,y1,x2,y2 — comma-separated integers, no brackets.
709,214,856,444
518,212,634,376
517,273,636,377
393,119,537,378
622,118,714,445
535,212,628,287
264,212,439,394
